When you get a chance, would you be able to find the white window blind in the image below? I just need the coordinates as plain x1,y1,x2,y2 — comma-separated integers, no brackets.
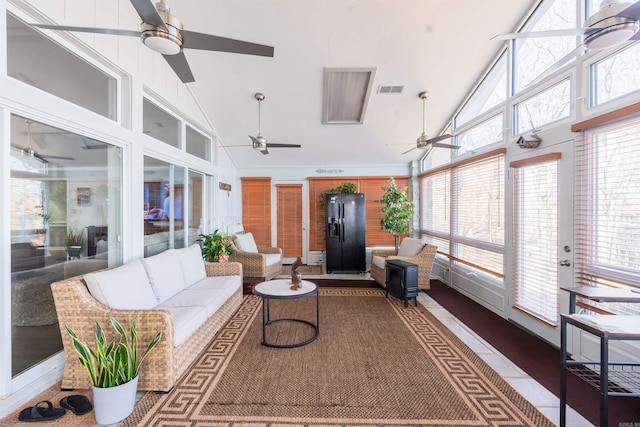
511,154,561,325
420,149,505,278
576,116,640,314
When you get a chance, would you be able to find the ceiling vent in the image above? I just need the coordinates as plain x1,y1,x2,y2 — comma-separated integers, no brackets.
377,85,404,94
322,68,376,124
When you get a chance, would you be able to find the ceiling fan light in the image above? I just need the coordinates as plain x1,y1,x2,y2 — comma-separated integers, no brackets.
143,32,181,55
584,20,639,49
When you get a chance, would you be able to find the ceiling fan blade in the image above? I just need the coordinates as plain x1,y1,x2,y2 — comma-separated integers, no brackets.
401,147,417,155
426,134,453,145
492,28,593,41
39,154,76,161
525,45,585,88
162,51,195,83
32,24,141,37
260,148,269,155
129,0,168,30
431,142,461,149
619,1,640,21
182,30,274,57
265,143,301,148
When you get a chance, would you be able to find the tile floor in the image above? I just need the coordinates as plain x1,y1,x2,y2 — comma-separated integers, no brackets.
416,291,593,427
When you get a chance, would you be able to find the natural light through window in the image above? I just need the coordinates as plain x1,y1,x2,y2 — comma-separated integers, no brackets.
515,79,571,134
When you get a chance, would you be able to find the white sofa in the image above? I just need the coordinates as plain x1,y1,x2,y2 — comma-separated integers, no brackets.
51,244,243,391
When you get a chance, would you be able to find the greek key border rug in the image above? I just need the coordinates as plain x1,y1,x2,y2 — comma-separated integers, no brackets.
122,288,553,426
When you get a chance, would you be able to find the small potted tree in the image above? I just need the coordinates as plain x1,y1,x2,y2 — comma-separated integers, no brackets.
376,177,415,251
65,314,161,425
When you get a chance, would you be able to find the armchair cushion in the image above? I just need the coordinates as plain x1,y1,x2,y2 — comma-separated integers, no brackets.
234,232,258,253
397,238,425,257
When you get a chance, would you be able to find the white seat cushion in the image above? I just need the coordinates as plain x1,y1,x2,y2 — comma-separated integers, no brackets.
142,249,187,304
234,232,258,253
188,275,241,297
155,305,208,347
397,238,425,257
371,255,387,270
176,244,206,287
84,259,157,309
158,288,226,318
264,253,281,266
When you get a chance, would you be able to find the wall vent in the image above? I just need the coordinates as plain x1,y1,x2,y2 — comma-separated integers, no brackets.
377,85,404,94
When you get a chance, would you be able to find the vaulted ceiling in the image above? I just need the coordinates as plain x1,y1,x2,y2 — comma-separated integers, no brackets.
166,0,537,169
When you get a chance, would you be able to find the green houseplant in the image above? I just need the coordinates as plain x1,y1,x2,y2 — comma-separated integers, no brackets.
65,228,85,259
376,177,415,251
65,314,162,424
198,229,233,262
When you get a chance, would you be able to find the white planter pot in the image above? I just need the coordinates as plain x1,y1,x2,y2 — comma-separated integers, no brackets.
92,376,138,425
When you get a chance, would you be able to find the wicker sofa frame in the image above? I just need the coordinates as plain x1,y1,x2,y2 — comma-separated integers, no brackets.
228,239,282,281
370,243,437,290
50,261,243,392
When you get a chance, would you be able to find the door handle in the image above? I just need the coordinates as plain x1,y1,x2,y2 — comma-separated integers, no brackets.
559,260,571,267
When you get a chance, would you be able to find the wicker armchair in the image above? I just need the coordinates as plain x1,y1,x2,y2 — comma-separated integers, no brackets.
228,237,282,281
370,242,437,290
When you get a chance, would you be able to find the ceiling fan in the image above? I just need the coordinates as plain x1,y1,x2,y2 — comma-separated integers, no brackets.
31,0,274,83
226,92,301,155
402,92,459,155
492,0,640,78
16,120,75,162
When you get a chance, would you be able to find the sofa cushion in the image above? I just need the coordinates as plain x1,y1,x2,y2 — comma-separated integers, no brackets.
84,260,157,309
264,253,281,266
155,305,207,347
189,275,241,299
371,255,387,270
159,288,227,318
397,238,425,257
142,249,186,304
234,232,258,253
176,244,206,287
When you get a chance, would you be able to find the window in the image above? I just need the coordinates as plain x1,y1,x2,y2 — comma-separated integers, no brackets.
10,114,122,376
514,79,571,134
575,116,640,314
186,125,212,161
512,154,561,325
7,14,117,120
513,0,577,93
591,44,640,107
420,149,505,278
455,53,508,127
456,114,504,156
143,99,181,149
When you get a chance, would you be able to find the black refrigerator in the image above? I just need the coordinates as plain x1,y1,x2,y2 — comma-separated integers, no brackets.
325,193,366,273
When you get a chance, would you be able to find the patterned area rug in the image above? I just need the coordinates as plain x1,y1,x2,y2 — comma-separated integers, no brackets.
122,288,553,426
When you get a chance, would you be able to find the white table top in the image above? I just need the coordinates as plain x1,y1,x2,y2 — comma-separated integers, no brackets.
253,279,317,298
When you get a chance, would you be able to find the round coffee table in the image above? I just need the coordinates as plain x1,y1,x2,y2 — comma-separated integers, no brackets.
252,279,319,348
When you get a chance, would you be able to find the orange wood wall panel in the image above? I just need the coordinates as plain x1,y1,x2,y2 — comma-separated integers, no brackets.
276,184,303,258
241,177,271,246
359,177,410,247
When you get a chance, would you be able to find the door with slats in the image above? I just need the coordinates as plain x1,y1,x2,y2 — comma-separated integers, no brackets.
275,183,306,264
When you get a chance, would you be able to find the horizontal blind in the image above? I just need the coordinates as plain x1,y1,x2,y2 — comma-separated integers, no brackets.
576,115,640,314
451,153,505,277
419,171,450,254
511,155,560,325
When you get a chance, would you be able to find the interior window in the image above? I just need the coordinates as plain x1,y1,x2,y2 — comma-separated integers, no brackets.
10,114,122,377
6,14,116,120
143,99,181,149
186,125,212,161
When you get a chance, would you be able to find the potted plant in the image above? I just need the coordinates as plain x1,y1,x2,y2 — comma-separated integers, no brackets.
197,229,233,262
65,314,162,425
376,177,415,251
65,228,84,259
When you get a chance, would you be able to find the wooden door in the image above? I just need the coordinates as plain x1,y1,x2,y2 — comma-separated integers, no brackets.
275,184,303,263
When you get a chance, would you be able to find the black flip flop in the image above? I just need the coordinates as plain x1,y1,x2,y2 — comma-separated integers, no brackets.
59,394,93,416
18,400,65,422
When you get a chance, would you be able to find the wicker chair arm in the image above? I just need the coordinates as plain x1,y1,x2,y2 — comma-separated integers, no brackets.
371,249,398,258
257,246,282,255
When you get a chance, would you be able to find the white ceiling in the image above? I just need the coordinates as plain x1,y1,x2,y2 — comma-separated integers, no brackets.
164,0,537,169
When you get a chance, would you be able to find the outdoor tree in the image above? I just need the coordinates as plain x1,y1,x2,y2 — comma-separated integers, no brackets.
377,177,415,251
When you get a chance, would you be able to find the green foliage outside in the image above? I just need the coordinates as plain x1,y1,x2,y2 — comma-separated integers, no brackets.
376,177,415,250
